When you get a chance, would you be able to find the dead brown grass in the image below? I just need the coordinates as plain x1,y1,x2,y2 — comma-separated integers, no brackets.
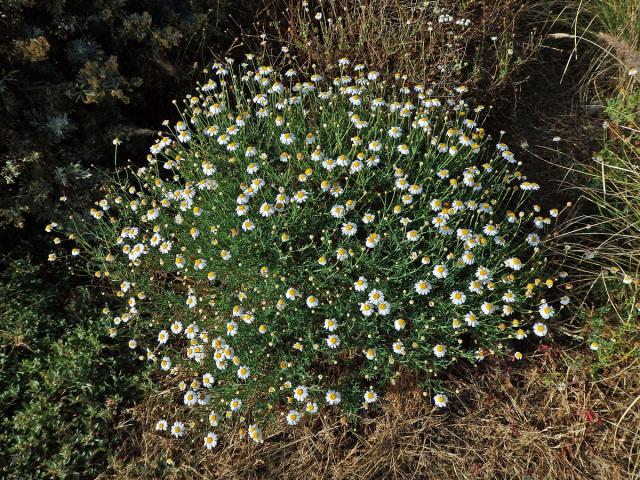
103,350,640,479
268,0,551,95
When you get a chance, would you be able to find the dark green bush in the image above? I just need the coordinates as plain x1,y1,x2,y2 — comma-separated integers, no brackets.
0,257,149,478
0,0,260,232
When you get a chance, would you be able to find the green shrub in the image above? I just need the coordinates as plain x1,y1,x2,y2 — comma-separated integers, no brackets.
55,56,568,448
0,257,148,478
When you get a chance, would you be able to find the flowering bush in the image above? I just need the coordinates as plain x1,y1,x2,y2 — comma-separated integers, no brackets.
50,56,568,447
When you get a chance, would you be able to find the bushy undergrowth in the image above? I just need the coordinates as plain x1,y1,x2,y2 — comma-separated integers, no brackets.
51,56,570,450
1,0,259,232
0,1,258,475
5,0,640,476
0,257,147,479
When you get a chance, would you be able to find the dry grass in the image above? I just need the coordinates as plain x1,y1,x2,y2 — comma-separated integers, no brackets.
104,351,639,479
270,0,551,94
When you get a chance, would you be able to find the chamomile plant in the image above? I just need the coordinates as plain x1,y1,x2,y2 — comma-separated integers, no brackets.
49,55,568,448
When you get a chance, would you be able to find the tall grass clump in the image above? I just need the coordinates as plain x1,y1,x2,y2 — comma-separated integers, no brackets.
589,0,639,88
559,0,640,98
49,55,569,449
556,91,640,361
551,0,640,362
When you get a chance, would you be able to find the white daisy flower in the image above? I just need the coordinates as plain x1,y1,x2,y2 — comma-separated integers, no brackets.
202,373,214,388
377,301,391,315
330,205,346,218
293,190,309,204
226,321,238,336
527,233,541,246
160,356,172,371
388,126,402,138
185,323,199,339
395,177,410,190
533,322,548,337
394,318,407,330
365,233,380,248
406,230,420,241
364,348,376,360
433,393,448,408
293,385,309,402
475,266,491,281
483,224,499,236
505,257,523,270
326,334,341,348
280,132,295,145
502,291,516,303
364,389,378,403
368,140,382,152
306,295,319,308
171,421,186,438
433,264,448,279
360,302,375,316
450,290,466,305
480,302,495,315
259,202,275,217
362,212,375,223
341,222,358,236
368,289,385,305
237,365,250,380
354,276,368,291
203,432,218,449
392,340,405,355
469,280,483,294
433,344,447,358
539,303,555,319
157,329,169,344
415,280,432,295
464,312,479,327
286,410,301,425
305,402,319,414
229,398,242,412
324,318,338,331
461,251,475,265
241,219,255,232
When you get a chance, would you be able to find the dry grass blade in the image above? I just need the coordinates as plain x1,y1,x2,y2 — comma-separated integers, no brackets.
103,354,640,479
